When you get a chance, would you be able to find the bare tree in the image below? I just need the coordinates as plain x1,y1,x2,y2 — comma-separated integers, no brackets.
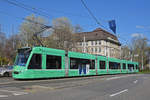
46,17,78,51
121,45,130,60
129,35,149,70
19,14,49,47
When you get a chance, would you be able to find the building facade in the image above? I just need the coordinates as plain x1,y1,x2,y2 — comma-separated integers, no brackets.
75,28,121,59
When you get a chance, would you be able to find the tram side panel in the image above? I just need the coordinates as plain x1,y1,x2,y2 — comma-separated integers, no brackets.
121,60,128,74
107,57,122,74
29,48,66,78
68,51,96,77
127,61,136,73
97,56,108,75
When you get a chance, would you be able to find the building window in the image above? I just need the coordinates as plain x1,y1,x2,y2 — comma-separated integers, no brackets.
86,42,88,46
91,41,93,45
28,54,42,69
93,48,95,53
99,47,101,53
91,48,93,52
95,48,97,52
99,41,101,45
99,61,106,69
93,41,95,46
46,55,61,69
80,42,82,46
95,41,97,45
82,42,84,46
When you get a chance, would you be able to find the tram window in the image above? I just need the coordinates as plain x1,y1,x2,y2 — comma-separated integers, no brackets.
118,63,121,69
90,60,95,69
70,58,78,69
128,64,134,69
28,54,42,69
109,62,120,69
46,55,61,69
123,63,126,69
70,58,95,69
128,64,130,69
99,61,106,69
133,65,135,69
136,65,138,69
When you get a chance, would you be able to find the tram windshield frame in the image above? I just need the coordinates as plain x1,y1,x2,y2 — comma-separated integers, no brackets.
14,48,31,67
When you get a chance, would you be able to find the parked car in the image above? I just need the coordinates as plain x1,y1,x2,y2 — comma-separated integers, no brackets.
0,66,13,77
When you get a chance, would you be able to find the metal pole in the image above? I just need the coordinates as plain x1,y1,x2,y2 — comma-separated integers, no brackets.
120,46,122,59
149,56,150,70
83,34,86,53
107,42,110,57
108,47,110,57
129,51,132,61
142,55,143,70
106,40,109,73
12,25,15,49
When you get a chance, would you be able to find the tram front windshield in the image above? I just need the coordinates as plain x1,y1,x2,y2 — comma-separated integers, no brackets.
15,48,31,66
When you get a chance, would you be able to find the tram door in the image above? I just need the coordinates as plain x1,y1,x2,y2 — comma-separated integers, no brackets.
79,64,90,75
79,64,87,75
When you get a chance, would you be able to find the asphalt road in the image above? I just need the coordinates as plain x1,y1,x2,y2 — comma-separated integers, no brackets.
0,74,149,100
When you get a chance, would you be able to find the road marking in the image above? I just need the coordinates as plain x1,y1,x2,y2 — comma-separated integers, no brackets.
13,92,28,96
106,74,140,81
0,74,140,85
106,76,127,80
106,76,120,80
0,77,95,85
0,90,28,95
134,80,138,84
143,77,148,79
0,95,8,97
110,89,128,97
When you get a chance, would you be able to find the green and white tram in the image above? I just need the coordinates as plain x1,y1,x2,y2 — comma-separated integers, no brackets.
12,46,139,79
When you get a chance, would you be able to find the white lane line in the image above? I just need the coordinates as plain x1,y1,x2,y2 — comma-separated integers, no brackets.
13,92,28,96
110,89,128,97
106,76,120,80
106,74,140,81
143,77,148,79
0,90,28,96
0,95,8,97
134,80,138,84
106,76,127,80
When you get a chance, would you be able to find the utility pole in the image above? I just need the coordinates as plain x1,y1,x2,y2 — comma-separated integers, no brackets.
12,25,15,49
106,40,109,73
83,34,86,53
149,56,150,70
0,24,1,33
142,55,144,70
129,51,132,61
120,46,122,59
